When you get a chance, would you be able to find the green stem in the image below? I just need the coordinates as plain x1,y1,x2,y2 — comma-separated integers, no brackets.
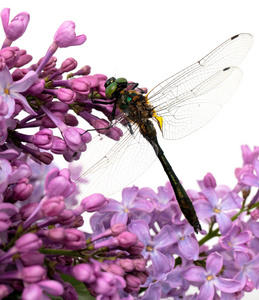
39,248,81,258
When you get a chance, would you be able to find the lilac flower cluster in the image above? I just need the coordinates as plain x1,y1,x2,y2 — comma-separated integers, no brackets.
0,7,146,300
91,145,259,299
0,7,259,300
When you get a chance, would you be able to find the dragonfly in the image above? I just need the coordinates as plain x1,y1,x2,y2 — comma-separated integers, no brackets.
74,33,253,233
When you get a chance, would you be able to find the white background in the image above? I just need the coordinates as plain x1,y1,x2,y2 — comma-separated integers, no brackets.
1,1,259,299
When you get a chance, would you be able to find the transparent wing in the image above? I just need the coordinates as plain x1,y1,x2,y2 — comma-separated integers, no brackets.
147,33,253,139
73,122,156,198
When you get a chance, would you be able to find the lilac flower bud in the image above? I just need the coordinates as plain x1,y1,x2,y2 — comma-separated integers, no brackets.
47,101,69,113
0,149,18,162
127,241,145,255
72,264,95,283
53,21,86,48
0,284,13,299
74,194,108,215
85,75,98,88
64,114,78,126
133,258,147,271
94,272,122,296
20,203,39,220
21,284,42,299
45,168,75,198
38,280,64,297
15,233,43,252
125,274,141,292
22,266,46,283
47,227,65,242
71,77,91,94
13,178,33,200
61,281,78,300
117,232,138,248
106,264,125,277
61,58,77,72
111,223,128,236
0,211,11,231
11,68,26,80
15,53,32,68
20,251,45,266
37,152,53,165
63,228,86,250
0,57,6,71
1,8,30,44
0,46,20,67
51,137,67,154
26,78,45,95
41,112,63,128
0,202,19,216
57,209,75,225
57,88,76,104
136,271,148,284
118,259,134,272
94,74,108,81
73,65,91,76
33,128,53,150
203,172,217,188
41,196,65,217
9,159,31,184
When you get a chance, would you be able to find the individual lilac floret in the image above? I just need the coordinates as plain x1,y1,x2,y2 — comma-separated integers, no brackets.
94,186,154,227
234,251,259,289
182,252,241,299
170,223,199,260
36,21,86,74
219,223,251,252
128,219,174,279
1,8,30,48
0,66,38,118
194,188,242,235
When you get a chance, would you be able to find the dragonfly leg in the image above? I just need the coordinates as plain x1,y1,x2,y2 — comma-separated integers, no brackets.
80,123,115,135
90,88,117,105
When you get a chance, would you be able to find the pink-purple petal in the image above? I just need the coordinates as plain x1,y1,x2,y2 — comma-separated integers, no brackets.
131,199,153,212
128,220,151,245
235,251,250,267
214,277,241,293
215,212,232,235
246,268,259,288
194,199,214,219
198,281,215,300
110,212,128,226
206,252,222,275
10,71,38,92
142,281,161,300
122,186,139,206
0,66,12,88
178,236,199,260
182,266,206,282
153,225,173,249
202,188,219,206
11,92,36,115
151,250,172,278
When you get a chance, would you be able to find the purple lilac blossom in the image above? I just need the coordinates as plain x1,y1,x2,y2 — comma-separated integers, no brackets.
0,7,258,300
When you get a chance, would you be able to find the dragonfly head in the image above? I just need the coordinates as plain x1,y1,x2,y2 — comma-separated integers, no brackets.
105,77,128,99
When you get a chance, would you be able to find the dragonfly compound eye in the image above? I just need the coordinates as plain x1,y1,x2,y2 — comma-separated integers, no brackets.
105,81,118,99
115,77,128,89
104,77,116,88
